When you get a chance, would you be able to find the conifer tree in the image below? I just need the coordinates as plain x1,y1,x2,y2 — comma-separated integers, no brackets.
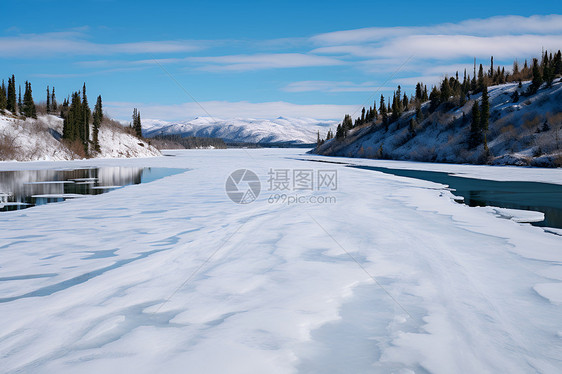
477,64,485,92
132,108,143,137
440,77,451,102
51,87,57,111
379,95,388,129
92,95,103,152
0,80,6,110
18,85,22,111
470,102,481,148
22,81,37,118
529,58,543,94
82,83,91,153
7,75,16,113
46,86,50,113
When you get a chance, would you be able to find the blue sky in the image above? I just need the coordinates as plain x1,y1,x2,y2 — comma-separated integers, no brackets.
2,0,561,121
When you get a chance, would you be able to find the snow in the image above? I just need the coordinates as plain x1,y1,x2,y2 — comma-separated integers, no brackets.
0,149,561,373
142,116,337,144
0,113,160,161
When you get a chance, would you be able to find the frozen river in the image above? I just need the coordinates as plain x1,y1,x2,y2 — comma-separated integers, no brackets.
1,149,561,373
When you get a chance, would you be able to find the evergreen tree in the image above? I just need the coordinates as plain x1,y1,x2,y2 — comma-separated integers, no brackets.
429,86,440,112
51,87,57,111
0,80,6,110
82,83,91,154
18,85,22,111
22,81,37,118
402,93,409,109
440,77,451,102
379,95,388,130
132,108,143,137
477,64,485,92
7,75,16,113
46,86,50,113
415,82,423,101
470,102,481,148
529,58,543,94
512,90,519,103
415,103,424,122
92,95,103,152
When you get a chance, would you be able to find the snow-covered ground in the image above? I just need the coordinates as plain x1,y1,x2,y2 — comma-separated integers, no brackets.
1,149,561,373
142,116,337,144
0,113,160,161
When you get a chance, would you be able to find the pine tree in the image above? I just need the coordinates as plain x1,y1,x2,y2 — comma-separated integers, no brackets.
470,102,481,148
477,64,485,92
7,75,16,113
132,108,143,137
22,81,37,118
379,95,388,130
46,86,50,113
0,80,6,110
529,58,543,94
82,83,91,154
92,95,102,152
18,85,22,111
440,77,451,102
51,87,57,111
512,90,519,103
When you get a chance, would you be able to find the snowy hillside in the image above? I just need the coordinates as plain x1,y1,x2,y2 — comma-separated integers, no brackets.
0,113,160,161
315,79,562,167
142,116,337,144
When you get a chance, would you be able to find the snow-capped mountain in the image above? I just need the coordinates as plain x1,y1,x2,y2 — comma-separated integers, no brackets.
142,116,337,144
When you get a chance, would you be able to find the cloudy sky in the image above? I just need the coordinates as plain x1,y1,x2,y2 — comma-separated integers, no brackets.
2,0,561,121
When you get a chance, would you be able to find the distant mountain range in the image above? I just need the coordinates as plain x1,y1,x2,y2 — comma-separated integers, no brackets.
142,117,337,144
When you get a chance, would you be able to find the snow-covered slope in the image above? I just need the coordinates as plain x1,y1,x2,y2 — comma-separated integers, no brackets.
315,79,562,166
0,113,160,161
142,116,337,144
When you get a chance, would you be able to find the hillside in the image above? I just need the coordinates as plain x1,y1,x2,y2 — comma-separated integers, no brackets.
0,113,160,161
313,79,562,167
142,116,337,144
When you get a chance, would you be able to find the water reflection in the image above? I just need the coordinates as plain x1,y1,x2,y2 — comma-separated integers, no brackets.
0,167,185,211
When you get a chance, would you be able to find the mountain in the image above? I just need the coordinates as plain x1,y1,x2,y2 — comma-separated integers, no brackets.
142,116,337,144
0,113,160,161
313,79,562,167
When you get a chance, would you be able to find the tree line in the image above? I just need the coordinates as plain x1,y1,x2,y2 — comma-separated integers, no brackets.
317,50,562,151
1,75,145,156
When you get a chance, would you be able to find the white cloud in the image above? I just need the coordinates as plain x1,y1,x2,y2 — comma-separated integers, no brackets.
187,53,345,71
105,100,357,121
0,31,204,58
283,80,394,93
311,15,562,45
